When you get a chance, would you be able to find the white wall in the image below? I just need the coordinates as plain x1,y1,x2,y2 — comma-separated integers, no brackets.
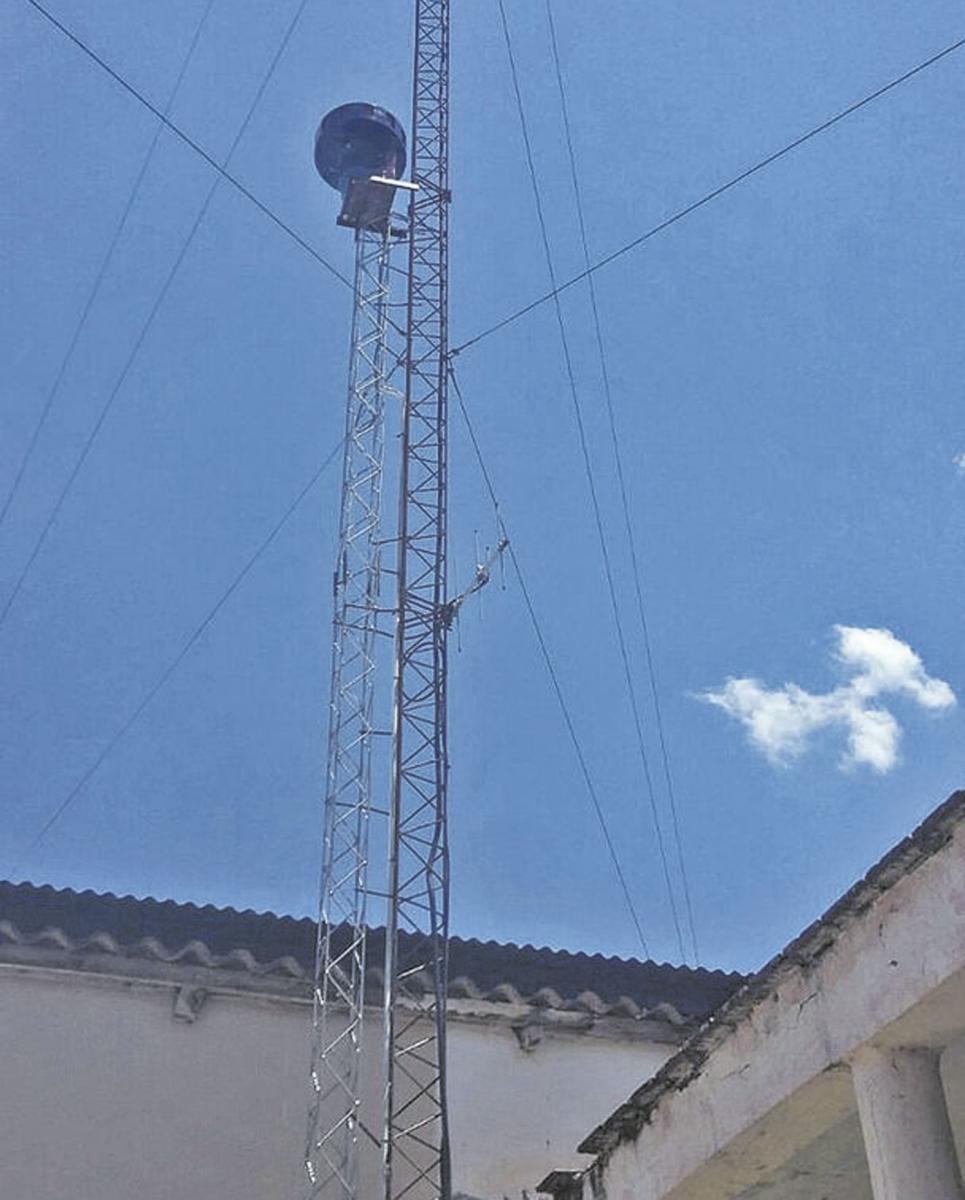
0,968,670,1200
572,816,965,1200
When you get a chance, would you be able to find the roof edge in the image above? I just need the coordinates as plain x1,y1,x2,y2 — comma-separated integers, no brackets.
578,789,965,1157
1,880,739,981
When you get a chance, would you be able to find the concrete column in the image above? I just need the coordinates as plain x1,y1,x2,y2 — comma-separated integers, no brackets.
852,1045,964,1200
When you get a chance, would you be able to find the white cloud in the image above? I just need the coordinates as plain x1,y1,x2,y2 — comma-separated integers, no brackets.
702,626,955,773
835,625,955,710
843,704,899,773
955,451,965,475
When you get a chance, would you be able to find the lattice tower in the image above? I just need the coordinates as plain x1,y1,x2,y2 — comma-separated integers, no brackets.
305,224,395,1200
382,2,453,1197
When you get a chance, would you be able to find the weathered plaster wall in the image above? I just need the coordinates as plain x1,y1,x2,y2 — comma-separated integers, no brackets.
573,815,965,1200
0,967,670,1200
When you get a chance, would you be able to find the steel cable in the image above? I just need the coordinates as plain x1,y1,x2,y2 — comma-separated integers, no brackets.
449,364,651,961
21,0,354,292
497,0,688,963
544,1,701,966
9,435,344,875
1,0,316,631
0,0,218,534
451,32,965,357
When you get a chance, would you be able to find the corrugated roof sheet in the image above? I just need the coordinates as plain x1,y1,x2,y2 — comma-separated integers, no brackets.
0,880,742,1020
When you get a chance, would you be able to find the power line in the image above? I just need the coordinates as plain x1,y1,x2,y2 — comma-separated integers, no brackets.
9,436,344,876
0,0,217,535
449,365,651,961
451,31,965,357
497,0,688,964
21,0,354,294
544,2,701,966
1,0,314,632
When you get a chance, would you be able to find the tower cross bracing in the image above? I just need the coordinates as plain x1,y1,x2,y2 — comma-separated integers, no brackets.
305,224,395,1200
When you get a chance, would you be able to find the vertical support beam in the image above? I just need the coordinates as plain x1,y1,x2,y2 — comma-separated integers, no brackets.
852,1045,965,1200
384,2,451,1199
306,226,394,1200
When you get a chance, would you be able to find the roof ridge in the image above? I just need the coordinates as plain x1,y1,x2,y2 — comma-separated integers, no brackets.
4,879,315,929
445,929,738,977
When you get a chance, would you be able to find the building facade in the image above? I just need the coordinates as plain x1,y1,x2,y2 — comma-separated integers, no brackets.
539,790,965,1200
0,881,739,1199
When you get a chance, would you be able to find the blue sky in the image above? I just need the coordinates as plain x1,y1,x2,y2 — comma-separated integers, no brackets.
3,0,963,973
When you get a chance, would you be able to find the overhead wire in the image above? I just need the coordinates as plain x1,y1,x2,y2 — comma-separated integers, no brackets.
1,0,315,632
9,435,345,876
449,364,651,961
19,3,959,955
496,0,689,963
451,31,965,357
0,0,218,534
544,2,701,966
21,0,355,294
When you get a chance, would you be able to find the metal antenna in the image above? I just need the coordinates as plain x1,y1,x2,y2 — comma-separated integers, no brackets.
306,104,409,1200
383,3,453,1198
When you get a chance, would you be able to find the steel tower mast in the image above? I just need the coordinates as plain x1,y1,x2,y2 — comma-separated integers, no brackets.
306,104,408,1200
383,2,452,1199
304,223,391,1200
